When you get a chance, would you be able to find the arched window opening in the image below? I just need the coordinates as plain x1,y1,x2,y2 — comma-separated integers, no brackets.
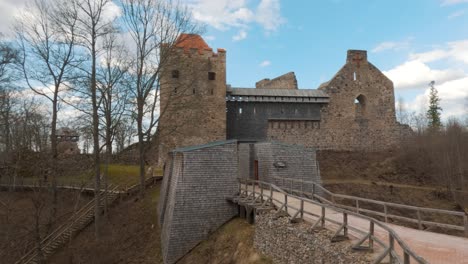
353,72,357,81
355,94,367,117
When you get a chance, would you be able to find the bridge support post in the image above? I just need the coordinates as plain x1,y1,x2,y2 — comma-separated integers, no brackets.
239,205,246,219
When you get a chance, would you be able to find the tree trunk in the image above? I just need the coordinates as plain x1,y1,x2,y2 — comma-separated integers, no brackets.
91,37,101,240
137,101,145,197
47,92,59,232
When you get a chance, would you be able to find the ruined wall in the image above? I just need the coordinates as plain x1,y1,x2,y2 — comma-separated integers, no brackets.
255,72,298,89
157,35,227,165
268,50,411,151
158,141,239,264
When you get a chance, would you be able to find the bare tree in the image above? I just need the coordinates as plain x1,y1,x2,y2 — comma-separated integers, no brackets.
63,0,117,239
97,32,130,213
0,37,19,154
114,117,135,153
121,0,202,196
15,0,80,221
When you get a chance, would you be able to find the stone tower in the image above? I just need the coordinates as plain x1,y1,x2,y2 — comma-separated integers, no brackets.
157,34,227,164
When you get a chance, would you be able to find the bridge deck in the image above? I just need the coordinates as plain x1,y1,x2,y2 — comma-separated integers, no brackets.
264,187,468,264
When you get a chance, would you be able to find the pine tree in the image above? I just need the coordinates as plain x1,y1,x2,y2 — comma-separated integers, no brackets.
426,81,442,130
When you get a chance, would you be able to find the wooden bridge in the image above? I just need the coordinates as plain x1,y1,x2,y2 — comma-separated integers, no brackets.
233,178,468,264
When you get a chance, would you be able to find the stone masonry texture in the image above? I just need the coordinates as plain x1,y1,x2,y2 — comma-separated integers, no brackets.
255,72,298,89
267,50,413,151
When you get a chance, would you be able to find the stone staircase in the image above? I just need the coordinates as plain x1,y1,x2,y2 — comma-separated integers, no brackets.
15,186,120,264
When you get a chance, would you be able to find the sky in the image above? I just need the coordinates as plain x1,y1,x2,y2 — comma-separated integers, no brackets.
1,0,467,120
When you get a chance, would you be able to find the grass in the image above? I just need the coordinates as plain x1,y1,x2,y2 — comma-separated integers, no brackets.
55,164,162,189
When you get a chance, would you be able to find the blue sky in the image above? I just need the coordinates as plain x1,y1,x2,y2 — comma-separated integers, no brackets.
187,0,468,120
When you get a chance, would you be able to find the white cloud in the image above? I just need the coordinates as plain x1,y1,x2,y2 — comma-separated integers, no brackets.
384,60,465,89
408,78,468,120
448,9,465,19
187,0,284,39
232,30,247,41
0,0,28,35
386,39,468,119
372,39,412,53
256,0,285,32
441,0,468,6
259,60,271,67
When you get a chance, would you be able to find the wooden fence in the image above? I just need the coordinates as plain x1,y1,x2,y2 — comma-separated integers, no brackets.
271,176,468,237
238,178,428,264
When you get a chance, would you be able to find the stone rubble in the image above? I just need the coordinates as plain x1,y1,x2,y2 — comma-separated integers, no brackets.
254,212,371,264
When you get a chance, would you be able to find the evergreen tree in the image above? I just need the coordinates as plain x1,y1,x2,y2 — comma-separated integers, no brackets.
426,81,442,130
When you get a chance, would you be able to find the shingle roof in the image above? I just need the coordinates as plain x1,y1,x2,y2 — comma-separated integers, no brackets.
227,87,329,98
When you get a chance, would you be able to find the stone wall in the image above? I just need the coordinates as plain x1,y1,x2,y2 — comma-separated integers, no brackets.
156,36,227,165
255,72,298,89
268,50,411,151
158,141,239,264
254,212,371,264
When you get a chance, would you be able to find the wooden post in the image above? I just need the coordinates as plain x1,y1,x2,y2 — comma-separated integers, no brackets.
389,235,395,263
290,178,293,194
417,210,423,230
464,215,468,237
321,206,325,227
312,184,316,199
270,185,273,201
260,184,264,201
356,200,360,213
404,251,410,264
300,199,304,219
384,204,388,223
343,213,348,237
369,221,374,249
285,194,288,214
252,183,255,200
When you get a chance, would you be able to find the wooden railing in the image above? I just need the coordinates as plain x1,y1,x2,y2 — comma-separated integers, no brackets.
238,178,428,264
15,185,120,264
271,176,468,237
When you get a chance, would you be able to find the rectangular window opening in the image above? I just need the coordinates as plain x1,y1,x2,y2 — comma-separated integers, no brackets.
208,72,216,80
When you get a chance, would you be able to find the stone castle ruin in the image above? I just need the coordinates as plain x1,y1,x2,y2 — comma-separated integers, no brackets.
156,34,411,164
156,34,412,264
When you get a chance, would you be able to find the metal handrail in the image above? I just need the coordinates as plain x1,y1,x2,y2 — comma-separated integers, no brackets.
271,176,468,236
238,178,428,264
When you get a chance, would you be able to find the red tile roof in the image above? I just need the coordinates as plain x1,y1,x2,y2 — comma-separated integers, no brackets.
175,34,211,53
